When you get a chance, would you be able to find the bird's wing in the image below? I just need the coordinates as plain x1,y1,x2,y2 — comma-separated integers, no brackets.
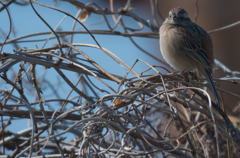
173,24,214,74
173,24,220,107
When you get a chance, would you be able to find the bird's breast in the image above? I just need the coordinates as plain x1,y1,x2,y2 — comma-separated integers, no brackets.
159,25,195,71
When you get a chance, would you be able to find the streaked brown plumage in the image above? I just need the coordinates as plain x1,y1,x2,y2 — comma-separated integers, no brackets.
159,7,220,107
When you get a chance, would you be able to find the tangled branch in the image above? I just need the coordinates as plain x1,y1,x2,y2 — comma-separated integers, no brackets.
0,0,240,157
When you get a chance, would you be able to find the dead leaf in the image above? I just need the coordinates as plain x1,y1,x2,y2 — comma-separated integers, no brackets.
79,10,91,23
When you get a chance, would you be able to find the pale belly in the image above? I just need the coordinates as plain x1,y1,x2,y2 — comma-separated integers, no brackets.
160,30,195,72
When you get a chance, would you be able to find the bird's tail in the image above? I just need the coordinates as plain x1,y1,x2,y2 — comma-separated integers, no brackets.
202,69,221,107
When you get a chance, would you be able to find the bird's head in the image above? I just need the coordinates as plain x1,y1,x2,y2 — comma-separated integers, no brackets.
164,7,191,26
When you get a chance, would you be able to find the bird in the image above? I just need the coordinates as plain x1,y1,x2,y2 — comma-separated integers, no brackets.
159,7,220,107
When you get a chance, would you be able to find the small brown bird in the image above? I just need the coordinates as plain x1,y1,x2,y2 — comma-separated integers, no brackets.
159,7,220,106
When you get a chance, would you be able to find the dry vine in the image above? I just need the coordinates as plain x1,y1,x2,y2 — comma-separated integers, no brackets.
0,0,240,158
